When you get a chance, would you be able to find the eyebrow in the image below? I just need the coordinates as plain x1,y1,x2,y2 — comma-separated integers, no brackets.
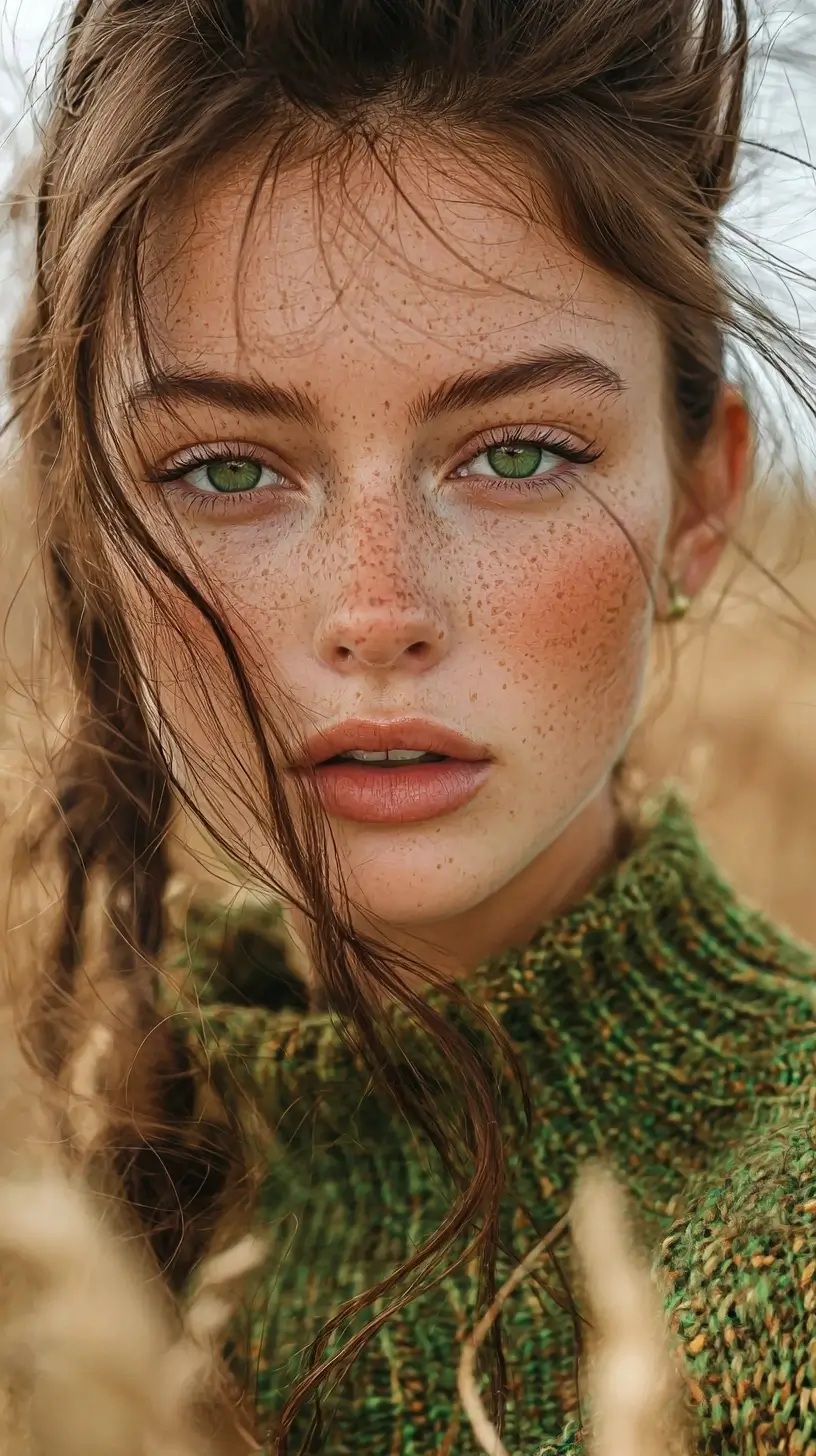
409,350,624,425
125,369,322,430
125,348,623,430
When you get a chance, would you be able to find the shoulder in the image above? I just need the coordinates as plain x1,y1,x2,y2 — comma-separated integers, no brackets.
159,887,322,1095
162,886,306,1010
536,1063,816,1456
660,1087,816,1452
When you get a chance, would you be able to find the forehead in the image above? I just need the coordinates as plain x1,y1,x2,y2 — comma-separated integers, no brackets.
141,140,662,394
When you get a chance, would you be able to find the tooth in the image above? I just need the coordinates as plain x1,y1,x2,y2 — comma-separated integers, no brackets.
344,750,388,762
387,749,428,761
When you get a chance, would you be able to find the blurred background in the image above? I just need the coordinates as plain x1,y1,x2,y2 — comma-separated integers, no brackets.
1,0,816,948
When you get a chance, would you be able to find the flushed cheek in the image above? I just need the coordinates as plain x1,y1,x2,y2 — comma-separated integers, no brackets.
485,524,656,757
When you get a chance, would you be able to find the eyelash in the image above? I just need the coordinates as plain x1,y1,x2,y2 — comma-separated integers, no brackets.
451,425,602,492
146,427,602,513
145,442,281,511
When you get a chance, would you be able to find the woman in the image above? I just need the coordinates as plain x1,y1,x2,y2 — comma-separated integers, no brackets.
3,0,816,1451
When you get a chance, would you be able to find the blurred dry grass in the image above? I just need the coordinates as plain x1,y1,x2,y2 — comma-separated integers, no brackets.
632,490,816,943
2,481,816,945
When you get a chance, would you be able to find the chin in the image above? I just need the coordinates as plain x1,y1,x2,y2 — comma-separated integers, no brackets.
338,849,497,931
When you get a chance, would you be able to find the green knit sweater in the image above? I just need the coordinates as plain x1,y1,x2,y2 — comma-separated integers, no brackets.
170,795,816,1455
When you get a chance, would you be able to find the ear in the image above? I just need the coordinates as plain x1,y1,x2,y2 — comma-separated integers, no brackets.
659,385,751,612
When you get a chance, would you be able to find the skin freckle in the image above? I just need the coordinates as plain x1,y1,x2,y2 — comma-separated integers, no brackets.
131,139,701,948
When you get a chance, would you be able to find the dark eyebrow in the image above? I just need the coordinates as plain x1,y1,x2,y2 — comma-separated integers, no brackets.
125,349,621,432
125,368,322,430
409,349,624,425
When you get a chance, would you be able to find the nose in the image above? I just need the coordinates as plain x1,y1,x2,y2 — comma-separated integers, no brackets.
313,515,450,676
316,608,447,672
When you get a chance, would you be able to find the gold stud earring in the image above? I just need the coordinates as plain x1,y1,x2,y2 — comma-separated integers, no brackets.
665,581,692,621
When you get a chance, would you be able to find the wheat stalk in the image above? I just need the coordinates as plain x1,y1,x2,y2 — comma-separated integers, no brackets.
0,1019,265,1456
459,1164,691,1456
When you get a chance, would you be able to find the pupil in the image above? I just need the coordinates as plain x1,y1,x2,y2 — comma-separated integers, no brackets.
206,460,262,493
487,444,543,479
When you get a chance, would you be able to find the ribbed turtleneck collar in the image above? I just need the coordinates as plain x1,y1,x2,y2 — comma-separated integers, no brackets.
178,792,816,1160
466,791,813,1002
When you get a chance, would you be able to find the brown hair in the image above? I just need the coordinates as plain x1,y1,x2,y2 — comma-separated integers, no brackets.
3,0,815,1448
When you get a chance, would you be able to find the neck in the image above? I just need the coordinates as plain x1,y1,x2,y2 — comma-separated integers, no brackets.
285,778,621,985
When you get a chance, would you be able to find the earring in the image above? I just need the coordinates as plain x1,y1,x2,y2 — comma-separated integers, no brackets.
665,581,692,621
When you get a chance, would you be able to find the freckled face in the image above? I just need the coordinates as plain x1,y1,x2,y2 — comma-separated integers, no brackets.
123,145,673,930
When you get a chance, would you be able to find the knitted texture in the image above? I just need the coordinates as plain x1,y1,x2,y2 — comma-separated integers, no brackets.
165,795,816,1455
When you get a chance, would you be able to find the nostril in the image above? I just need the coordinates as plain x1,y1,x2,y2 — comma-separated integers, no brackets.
320,625,446,671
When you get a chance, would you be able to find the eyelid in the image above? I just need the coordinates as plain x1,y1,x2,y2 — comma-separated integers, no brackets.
446,423,601,475
145,439,294,484
144,427,601,506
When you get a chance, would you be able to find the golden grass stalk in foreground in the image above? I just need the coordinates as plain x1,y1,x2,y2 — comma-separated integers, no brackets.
0,1015,265,1456
570,1165,691,1456
0,1177,257,1456
460,1164,691,1456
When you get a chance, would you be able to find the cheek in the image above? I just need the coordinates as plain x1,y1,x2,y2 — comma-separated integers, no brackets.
121,567,256,764
483,515,657,743
183,525,316,652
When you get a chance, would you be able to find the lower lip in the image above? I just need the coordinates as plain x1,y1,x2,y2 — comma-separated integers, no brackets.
293,758,492,824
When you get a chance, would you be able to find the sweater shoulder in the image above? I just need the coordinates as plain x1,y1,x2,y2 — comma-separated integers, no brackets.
661,1088,816,1452
537,1088,816,1456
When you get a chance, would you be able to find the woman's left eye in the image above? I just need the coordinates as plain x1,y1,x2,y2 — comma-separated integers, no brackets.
177,456,285,494
451,438,575,483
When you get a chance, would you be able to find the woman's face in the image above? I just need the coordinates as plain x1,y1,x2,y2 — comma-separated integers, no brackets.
120,142,682,941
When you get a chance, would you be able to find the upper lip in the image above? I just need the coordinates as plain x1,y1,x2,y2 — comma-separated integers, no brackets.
294,717,492,767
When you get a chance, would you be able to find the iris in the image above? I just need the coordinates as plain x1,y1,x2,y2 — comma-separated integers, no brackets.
207,460,263,492
486,444,544,478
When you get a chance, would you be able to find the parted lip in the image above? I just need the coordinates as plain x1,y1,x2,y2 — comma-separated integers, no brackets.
294,717,492,768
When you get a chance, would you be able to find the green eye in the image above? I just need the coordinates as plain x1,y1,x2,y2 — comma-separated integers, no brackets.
205,460,263,493
485,444,544,479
